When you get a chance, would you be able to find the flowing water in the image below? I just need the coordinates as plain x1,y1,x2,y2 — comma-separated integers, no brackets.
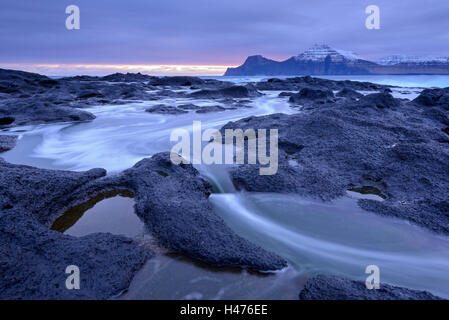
2,77,449,299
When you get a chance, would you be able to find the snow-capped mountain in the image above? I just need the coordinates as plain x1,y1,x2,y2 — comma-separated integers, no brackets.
295,44,361,62
224,44,449,76
225,44,375,76
378,54,449,65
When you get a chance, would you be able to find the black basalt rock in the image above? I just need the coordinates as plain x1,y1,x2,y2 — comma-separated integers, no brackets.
0,135,17,152
299,275,443,300
289,87,335,105
413,87,449,108
220,91,449,235
0,151,287,299
145,104,188,115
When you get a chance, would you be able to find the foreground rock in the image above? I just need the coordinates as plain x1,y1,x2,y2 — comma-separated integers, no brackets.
299,275,443,300
0,159,150,299
119,153,287,270
0,135,17,152
0,152,286,299
221,91,449,235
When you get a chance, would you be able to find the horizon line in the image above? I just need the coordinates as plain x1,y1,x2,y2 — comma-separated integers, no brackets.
0,63,239,77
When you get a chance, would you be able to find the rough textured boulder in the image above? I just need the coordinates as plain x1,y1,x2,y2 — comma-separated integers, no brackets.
356,92,400,109
148,76,205,87
0,135,17,152
336,88,363,100
145,104,188,115
0,159,149,299
413,87,449,108
299,275,443,300
190,85,261,99
289,87,335,105
0,98,96,126
120,153,287,271
195,105,226,113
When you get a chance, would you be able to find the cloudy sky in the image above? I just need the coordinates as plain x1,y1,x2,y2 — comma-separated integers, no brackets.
1,0,448,75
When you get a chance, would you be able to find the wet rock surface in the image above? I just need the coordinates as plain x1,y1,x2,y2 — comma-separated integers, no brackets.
0,135,17,152
413,87,449,109
221,91,449,235
145,104,188,115
190,84,262,99
298,275,443,300
2,67,449,299
289,87,335,105
0,152,286,299
119,153,287,271
70,154,286,271
0,159,150,299
195,105,226,113
336,87,363,100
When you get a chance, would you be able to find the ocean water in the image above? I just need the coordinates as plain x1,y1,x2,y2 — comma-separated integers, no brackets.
209,74,449,88
2,75,449,299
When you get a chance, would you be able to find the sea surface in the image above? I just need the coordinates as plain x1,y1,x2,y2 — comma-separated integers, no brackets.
2,75,449,299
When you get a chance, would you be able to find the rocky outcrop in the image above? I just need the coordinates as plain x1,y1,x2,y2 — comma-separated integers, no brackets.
0,98,96,126
0,152,286,299
120,153,287,271
298,275,443,300
336,88,363,100
220,91,449,235
355,92,400,109
145,104,188,115
0,159,150,299
190,85,262,99
289,87,335,105
195,105,226,113
0,135,17,152
413,87,449,108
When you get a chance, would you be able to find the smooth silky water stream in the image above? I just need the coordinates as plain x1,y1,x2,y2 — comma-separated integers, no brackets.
2,86,449,299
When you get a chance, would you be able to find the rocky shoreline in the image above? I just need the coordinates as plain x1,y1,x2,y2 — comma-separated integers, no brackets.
220,88,449,235
1,68,448,299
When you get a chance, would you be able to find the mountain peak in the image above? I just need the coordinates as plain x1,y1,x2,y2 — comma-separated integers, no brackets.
295,44,360,62
378,54,449,65
243,55,275,65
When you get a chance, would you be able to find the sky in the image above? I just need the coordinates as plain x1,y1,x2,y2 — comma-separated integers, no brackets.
1,0,448,75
